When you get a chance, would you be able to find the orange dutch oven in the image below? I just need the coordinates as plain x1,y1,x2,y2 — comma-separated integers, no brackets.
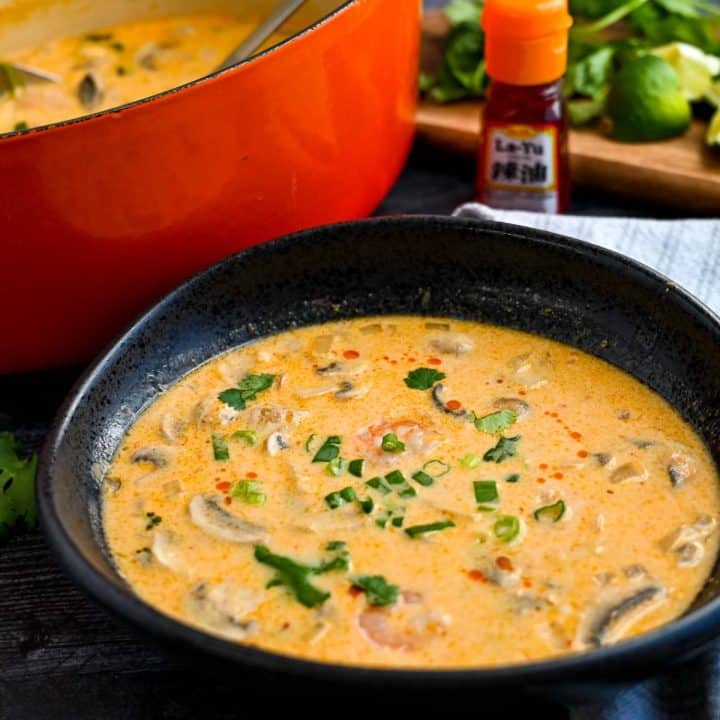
0,0,420,373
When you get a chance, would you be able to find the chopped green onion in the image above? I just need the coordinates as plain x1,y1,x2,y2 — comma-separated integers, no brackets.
232,480,266,505
460,454,482,469
385,470,406,485
13,121,28,132
411,470,434,487
493,515,521,543
472,409,517,435
366,477,391,495
375,517,388,529
359,497,374,514
422,459,451,477
231,429,258,447
352,575,399,606
505,473,521,483
212,434,229,461
533,499,566,523
476,505,497,513
340,486,357,502
473,480,499,504
405,520,456,538
325,491,343,510
305,433,317,453
326,540,346,551
483,435,521,463
313,436,341,463
145,511,162,530
348,459,365,478
326,457,346,476
398,485,417,498
381,433,406,454
391,515,404,528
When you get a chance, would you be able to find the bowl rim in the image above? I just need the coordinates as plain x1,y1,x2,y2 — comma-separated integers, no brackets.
0,0,358,140
37,215,720,684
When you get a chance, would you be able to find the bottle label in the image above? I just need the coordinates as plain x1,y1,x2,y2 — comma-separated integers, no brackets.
483,123,559,213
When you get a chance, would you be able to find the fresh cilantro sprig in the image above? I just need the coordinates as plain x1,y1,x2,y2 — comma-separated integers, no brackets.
0,432,38,544
351,575,399,606
218,373,275,411
404,367,446,390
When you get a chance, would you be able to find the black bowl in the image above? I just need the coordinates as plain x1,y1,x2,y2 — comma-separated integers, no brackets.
37,216,720,702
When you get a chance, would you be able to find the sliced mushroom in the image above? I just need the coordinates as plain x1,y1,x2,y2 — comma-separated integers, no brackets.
193,397,217,428
511,593,554,615
493,397,530,418
186,582,262,640
316,362,342,376
130,446,173,468
266,432,290,456
335,381,369,400
667,450,697,488
429,333,474,355
661,515,716,567
160,413,185,444
152,530,186,573
431,384,467,417
592,452,613,467
622,564,647,579
135,42,159,70
77,71,104,110
609,462,648,484
189,495,269,543
297,507,365,533
247,404,306,433
580,586,665,648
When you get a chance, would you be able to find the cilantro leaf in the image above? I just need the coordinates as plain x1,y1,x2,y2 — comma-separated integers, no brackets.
254,543,349,608
218,373,275,411
472,409,517,435
404,367,446,390
351,575,399,607
0,432,38,544
483,435,521,463
445,0,483,25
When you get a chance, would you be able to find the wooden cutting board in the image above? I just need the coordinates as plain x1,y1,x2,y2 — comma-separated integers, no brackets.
417,11,720,214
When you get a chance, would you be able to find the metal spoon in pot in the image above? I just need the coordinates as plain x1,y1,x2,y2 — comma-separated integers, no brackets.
216,0,307,70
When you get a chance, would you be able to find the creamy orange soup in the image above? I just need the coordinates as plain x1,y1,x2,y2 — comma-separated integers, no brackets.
0,13,285,134
103,317,720,668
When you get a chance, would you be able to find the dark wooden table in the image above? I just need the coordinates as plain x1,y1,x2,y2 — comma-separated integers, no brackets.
0,3,700,718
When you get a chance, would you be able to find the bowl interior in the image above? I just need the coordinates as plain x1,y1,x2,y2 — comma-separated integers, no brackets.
40,217,720,682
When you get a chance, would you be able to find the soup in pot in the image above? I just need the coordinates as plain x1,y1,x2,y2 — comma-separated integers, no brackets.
103,317,720,668
0,13,285,134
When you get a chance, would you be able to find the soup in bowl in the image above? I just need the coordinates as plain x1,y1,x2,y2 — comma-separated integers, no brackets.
38,218,720,692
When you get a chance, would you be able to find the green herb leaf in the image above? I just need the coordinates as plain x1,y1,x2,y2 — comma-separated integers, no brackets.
340,486,357,502
505,473,521,483
493,515,521,543
218,373,275,411
313,436,341,463
0,63,26,98
212,434,229,461
0,432,38,544
13,121,28,131
232,480,267,505
231,429,258,447
483,435,521,463
385,470,407,485
472,410,517,435
326,540,346,551
326,457,346,476
381,433,406,454
348,459,365,478
473,480,499,504
404,367,447,390
254,545,346,608
325,491,343,510
405,519,456,538
352,575,399,606
359,497,374,514
305,433,317,453
533,499,566,523
445,0,483,25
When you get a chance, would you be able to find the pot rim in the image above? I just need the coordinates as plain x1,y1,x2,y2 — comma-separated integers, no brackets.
37,215,720,685
0,0,358,140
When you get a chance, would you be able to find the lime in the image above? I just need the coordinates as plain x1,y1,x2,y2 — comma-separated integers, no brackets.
706,80,720,109
707,108,720,147
652,42,720,102
607,55,691,142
